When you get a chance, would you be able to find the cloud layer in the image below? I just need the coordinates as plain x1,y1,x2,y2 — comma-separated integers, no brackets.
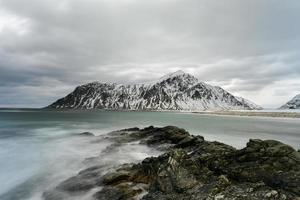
0,0,300,108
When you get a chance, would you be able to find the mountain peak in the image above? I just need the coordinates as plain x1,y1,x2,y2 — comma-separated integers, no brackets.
279,94,300,109
292,94,300,100
142,70,196,85
167,70,186,76
160,70,187,78
157,70,195,82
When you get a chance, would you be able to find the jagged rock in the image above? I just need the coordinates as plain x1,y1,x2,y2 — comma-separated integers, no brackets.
102,169,132,185
43,126,300,200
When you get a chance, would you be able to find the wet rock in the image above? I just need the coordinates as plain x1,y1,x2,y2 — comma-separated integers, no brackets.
93,187,124,200
120,127,140,132
150,149,198,193
45,126,300,200
96,163,150,199
174,135,204,148
43,190,66,200
264,190,278,198
224,139,300,197
58,166,103,192
77,131,95,136
43,166,104,200
102,169,132,185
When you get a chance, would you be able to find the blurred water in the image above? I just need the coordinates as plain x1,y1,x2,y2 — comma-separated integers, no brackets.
0,109,299,199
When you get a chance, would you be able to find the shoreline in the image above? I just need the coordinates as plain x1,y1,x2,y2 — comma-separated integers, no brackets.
192,110,300,119
2,107,300,119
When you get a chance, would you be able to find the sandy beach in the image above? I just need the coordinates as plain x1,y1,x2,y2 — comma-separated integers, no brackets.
192,110,300,118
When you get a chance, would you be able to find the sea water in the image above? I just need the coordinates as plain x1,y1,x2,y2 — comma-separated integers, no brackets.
0,109,299,199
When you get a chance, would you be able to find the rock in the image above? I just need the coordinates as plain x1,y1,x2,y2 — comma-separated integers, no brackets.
151,149,198,193
265,190,278,198
45,126,300,200
57,176,96,191
58,165,103,191
121,127,140,132
214,194,225,200
174,135,204,148
225,139,300,197
43,190,66,200
140,126,190,146
102,170,132,185
43,166,104,199
93,187,124,200
77,131,94,136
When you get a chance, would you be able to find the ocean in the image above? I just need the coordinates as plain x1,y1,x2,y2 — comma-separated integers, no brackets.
0,109,299,200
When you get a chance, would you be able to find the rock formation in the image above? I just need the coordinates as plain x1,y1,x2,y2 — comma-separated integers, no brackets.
44,126,300,200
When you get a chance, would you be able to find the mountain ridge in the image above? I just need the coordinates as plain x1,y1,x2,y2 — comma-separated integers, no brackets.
279,94,300,109
46,71,262,111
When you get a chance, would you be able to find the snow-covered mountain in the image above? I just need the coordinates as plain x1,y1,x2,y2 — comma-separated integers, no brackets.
279,94,300,109
234,96,262,110
46,70,262,111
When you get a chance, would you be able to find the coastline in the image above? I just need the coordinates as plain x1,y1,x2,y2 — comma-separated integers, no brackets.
191,110,300,119
2,107,300,119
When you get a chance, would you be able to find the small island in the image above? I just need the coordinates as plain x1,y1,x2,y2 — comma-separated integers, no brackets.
44,126,300,200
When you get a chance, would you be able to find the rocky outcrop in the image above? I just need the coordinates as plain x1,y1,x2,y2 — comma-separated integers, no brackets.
43,126,300,200
46,71,262,111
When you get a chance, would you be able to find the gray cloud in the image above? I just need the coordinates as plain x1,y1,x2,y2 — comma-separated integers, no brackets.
0,0,300,108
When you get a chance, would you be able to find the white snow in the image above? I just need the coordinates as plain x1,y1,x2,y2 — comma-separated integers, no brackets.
49,71,262,111
279,94,300,109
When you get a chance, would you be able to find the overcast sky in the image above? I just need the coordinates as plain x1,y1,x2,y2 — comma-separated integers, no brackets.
0,0,300,108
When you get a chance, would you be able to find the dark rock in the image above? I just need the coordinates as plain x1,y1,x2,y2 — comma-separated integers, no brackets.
140,126,190,147
174,135,204,148
77,132,94,136
62,166,103,190
93,187,124,200
120,127,140,132
43,166,104,200
45,126,300,200
102,170,132,185
43,190,66,200
57,176,96,191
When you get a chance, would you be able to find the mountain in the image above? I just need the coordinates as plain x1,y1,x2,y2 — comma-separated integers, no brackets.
234,96,262,110
46,70,262,111
279,94,300,109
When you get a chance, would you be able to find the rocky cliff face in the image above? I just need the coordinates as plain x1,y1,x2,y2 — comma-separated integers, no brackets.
47,70,262,111
280,94,300,109
44,126,300,200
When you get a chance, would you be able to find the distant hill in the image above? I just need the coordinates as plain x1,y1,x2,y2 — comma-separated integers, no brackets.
279,94,300,109
46,70,262,111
